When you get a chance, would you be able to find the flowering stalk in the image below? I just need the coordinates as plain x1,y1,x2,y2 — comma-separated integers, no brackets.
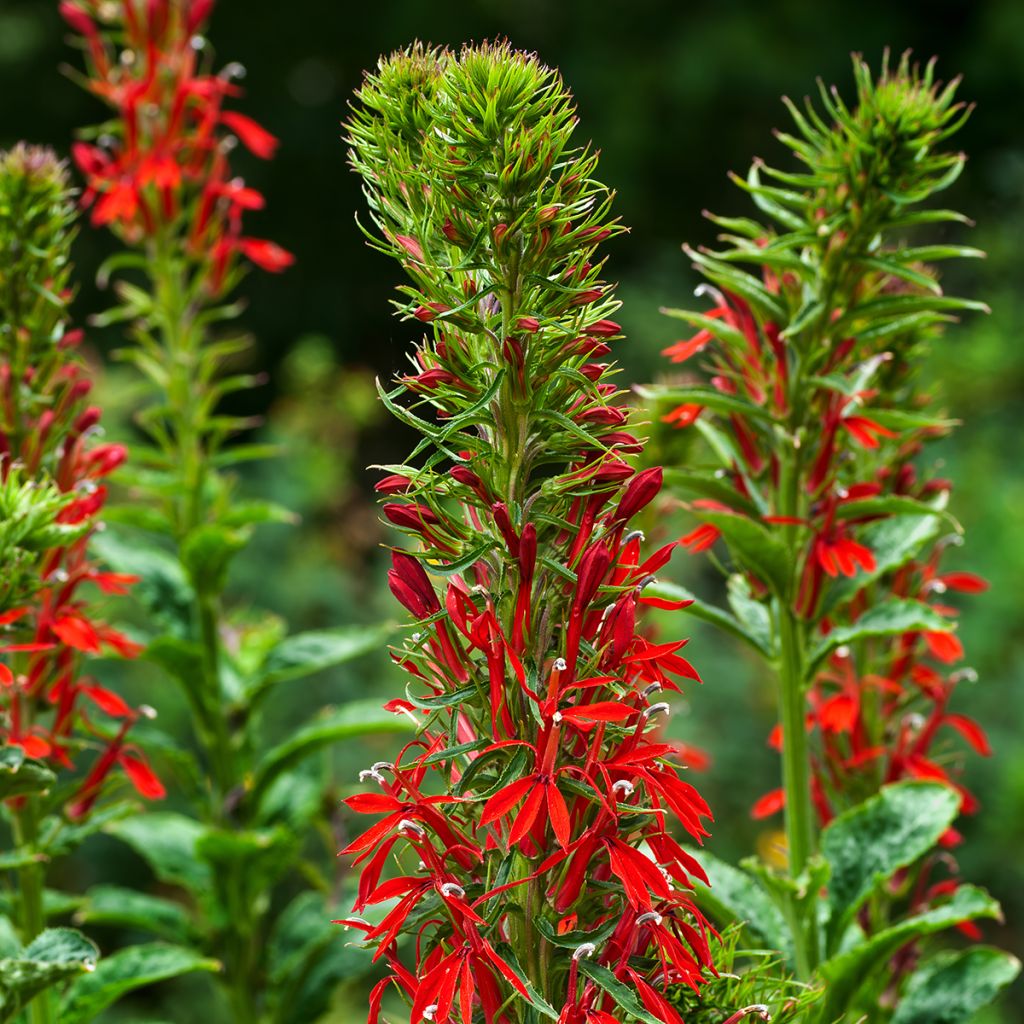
64,3,406,1021
650,52,1016,1015
0,144,164,1023
344,43,716,1024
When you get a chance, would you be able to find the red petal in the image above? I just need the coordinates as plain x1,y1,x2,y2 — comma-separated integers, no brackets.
119,751,166,799
752,788,785,819
546,783,571,850
81,684,132,718
220,110,279,158
52,614,102,654
479,776,535,827
943,714,992,756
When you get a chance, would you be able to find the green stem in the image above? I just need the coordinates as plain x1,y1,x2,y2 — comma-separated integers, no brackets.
150,240,262,1015
774,432,820,978
13,799,54,1024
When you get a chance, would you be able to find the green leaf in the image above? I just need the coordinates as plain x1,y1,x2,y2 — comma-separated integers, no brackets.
90,530,194,636
254,623,392,696
833,494,958,531
694,508,791,596
637,384,771,423
687,847,792,960
821,782,960,951
0,747,56,800
644,581,770,656
267,892,371,1024
0,917,20,958
661,468,760,518
59,943,219,1024
250,700,414,808
105,813,211,893
196,826,298,899
576,959,663,1024
180,523,249,595
891,947,1020,1024
0,928,98,1022
809,598,953,672
726,574,773,656
818,885,1002,1020
75,886,195,944
659,307,751,351
218,500,298,528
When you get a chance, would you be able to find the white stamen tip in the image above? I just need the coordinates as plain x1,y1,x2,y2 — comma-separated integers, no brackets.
612,780,634,797
636,911,663,925
398,819,426,837
572,942,597,961
553,658,567,673
641,682,663,700
440,883,465,899
642,702,671,721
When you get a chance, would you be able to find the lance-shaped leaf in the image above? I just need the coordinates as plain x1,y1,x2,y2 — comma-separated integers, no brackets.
249,623,392,698
0,747,56,800
818,885,1002,1021
59,943,219,1024
686,847,792,960
890,947,1020,1024
105,812,211,893
74,885,196,945
0,928,98,1023
808,598,953,672
821,782,960,952
250,700,415,809
576,959,665,1024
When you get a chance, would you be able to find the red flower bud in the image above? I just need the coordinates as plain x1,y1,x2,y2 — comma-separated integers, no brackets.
615,466,662,522
388,550,440,618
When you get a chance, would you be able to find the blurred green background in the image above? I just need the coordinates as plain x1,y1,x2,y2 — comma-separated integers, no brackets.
2,0,1022,1019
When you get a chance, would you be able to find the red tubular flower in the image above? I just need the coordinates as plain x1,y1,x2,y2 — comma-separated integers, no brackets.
0,145,160,820
67,0,292,287
343,44,715,1021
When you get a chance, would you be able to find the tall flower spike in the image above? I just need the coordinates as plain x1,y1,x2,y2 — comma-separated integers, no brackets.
0,144,161,986
651,50,1010,1010
343,42,715,1022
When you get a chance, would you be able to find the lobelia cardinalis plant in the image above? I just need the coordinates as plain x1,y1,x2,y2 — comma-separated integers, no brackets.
645,52,1020,1020
341,42,725,1024
0,144,221,1023
62,1,408,1019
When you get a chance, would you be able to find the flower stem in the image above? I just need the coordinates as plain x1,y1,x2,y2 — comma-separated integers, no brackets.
13,799,54,1024
774,390,820,977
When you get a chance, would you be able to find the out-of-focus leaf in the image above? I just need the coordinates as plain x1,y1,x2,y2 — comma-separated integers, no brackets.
0,747,55,800
687,847,792,960
645,581,769,656
105,813,211,893
89,530,193,636
809,598,953,671
252,623,391,696
890,947,1020,1024
59,943,218,1024
818,885,1002,1020
0,928,98,1022
250,700,414,808
75,886,196,944
821,782,960,951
